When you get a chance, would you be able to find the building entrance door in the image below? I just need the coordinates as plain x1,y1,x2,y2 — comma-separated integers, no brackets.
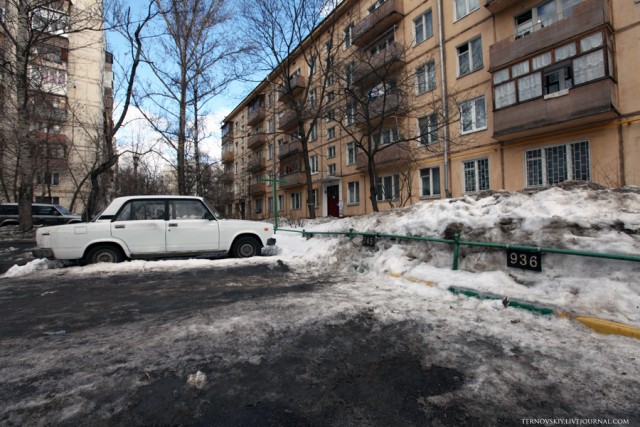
327,185,339,217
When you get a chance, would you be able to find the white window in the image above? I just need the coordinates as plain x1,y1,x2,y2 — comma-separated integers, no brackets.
328,164,336,176
309,89,317,107
460,97,486,134
463,158,489,193
416,61,436,94
414,10,433,45
348,181,360,204
518,72,542,101
310,121,317,141
278,195,284,211
494,81,516,109
454,0,479,21
346,102,356,125
343,24,353,49
420,167,441,197
347,142,356,165
525,141,590,187
327,145,336,158
573,50,605,85
310,155,318,174
327,127,336,140
457,37,483,76
291,192,302,210
268,143,273,160
372,128,399,147
376,175,400,201
311,189,318,208
418,113,438,145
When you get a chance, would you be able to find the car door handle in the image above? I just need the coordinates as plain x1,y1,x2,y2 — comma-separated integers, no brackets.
114,224,125,229
168,223,178,227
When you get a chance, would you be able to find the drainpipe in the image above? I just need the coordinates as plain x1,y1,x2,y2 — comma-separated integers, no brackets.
437,0,451,198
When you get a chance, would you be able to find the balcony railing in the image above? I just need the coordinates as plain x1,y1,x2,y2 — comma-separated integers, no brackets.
247,106,266,126
352,0,404,47
221,144,235,163
219,172,234,183
278,75,307,102
247,157,266,172
279,171,306,189
352,41,405,85
489,0,609,71
355,93,405,127
355,141,412,170
250,182,267,195
247,133,267,150
278,140,303,158
278,110,299,131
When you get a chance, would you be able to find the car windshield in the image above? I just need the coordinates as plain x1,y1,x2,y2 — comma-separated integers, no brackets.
55,205,72,215
202,200,225,220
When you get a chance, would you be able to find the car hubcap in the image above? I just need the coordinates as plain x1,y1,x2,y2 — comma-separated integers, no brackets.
239,243,255,257
96,251,116,263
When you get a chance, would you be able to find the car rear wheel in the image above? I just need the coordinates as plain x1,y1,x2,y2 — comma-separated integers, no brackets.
231,236,260,258
85,244,125,264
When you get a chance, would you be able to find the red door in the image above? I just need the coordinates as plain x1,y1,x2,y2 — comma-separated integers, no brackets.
327,185,339,217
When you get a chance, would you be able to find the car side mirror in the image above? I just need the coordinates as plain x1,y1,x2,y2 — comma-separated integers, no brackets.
204,212,215,221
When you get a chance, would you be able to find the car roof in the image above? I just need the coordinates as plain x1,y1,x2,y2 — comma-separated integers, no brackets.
100,195,206,216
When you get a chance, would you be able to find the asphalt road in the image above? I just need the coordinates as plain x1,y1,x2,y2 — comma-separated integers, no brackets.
1,242,638,426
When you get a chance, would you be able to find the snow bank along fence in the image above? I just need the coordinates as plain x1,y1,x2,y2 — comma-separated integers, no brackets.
277,227,640,340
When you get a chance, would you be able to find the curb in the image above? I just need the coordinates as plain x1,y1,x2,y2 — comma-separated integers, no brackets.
388,273,640,340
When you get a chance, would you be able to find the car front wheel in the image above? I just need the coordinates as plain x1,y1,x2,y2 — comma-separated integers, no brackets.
231,236,260,258
85,244,125,264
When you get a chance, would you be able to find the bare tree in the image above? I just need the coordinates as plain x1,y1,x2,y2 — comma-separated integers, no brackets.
239,0,343,219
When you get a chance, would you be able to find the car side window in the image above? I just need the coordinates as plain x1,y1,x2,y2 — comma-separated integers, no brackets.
169,200,210,220
115,200,166,221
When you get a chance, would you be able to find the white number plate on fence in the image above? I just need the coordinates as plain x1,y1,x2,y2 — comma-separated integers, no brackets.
507,248,542,272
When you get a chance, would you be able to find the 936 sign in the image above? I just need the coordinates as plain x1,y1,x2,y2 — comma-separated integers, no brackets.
507,248,542,272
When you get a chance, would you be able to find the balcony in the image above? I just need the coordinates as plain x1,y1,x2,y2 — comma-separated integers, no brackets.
247,132,267,150
219,172,234,183
352,0,404,47
247,106,266,126
484,0,519,14
221,128,234,145
355,141,412,170
221,144,234,163
247,157,267,172
352,42,405,85
278,75,307,102
355,93,405,127
279,171,306,189
489,0,610,71
278,140,303,159
250,182,267,195
278,110,299,131
493,78,618,140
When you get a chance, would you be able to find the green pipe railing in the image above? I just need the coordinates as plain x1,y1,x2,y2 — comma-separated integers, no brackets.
276,228,640,270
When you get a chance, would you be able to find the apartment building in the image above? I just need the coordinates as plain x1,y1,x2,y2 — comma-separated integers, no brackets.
221,0,640,220
0,0,110,212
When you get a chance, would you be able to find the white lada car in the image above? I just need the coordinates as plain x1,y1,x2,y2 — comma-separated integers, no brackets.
32,196,276,264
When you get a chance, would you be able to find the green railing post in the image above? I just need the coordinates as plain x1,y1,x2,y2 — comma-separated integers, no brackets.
259,176,288,234
452,233,461,271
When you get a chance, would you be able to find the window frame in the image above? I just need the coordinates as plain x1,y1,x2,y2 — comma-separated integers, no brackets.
347,181,360,205
462,158,490,194
454,0,480,21
457,36,483,77
414,9,433,45
459,96,487,134
420,167,441,198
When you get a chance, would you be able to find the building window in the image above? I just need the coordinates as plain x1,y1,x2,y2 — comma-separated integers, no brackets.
460,96,486,134
327,127,336,140
414,10,433,45
311,189,318,208
309,56,316,76
310,155,319,174
328,164,336,176
310,121,317,141
519,72,543,101
278,195,284,212
255,199,263,214
376,174,400,201
36,172,60,186
346,102,356,125
457,36,483,76
543,65,571,95
268,196,273,213
347,142,356,165
463,158,489,193
291,192,301,210
327,145,336,158
343,24,353,49
327,72,334,86
416,60,436,94
573,50,605,85
344,63,354,88
454,0,480,21
268,143,273,160
325,109,335,122
372,127,399,147
525,141,590,187
494,81,516,109
309,89,317,107
348,181,360,204
420,167,441,197
418,113,438,145
268,119,274,134
515,0,581,39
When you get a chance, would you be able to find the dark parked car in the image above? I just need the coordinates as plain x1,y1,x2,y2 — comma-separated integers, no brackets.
0,203,82,227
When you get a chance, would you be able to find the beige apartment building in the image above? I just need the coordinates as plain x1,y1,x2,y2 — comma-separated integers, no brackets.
220,0,640,220
0,0,110,212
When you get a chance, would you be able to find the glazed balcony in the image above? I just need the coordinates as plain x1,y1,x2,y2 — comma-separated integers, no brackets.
247,157,267,173
355,141,411,170
278,140,303,159
352,42,405,85
352,0,405,47
493,78,618,140
489,0,610,71
247,132,267,150
221,127,234,145
221,144,234,163
247,106,266,126
250,182,267,195
279,171,306,189
278,110,299,131
278,75,307,102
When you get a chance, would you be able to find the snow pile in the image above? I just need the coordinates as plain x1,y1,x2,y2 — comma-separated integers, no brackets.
276,186,640,324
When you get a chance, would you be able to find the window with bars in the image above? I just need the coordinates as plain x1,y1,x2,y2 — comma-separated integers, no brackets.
525,141,590,187
463,158,489,193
